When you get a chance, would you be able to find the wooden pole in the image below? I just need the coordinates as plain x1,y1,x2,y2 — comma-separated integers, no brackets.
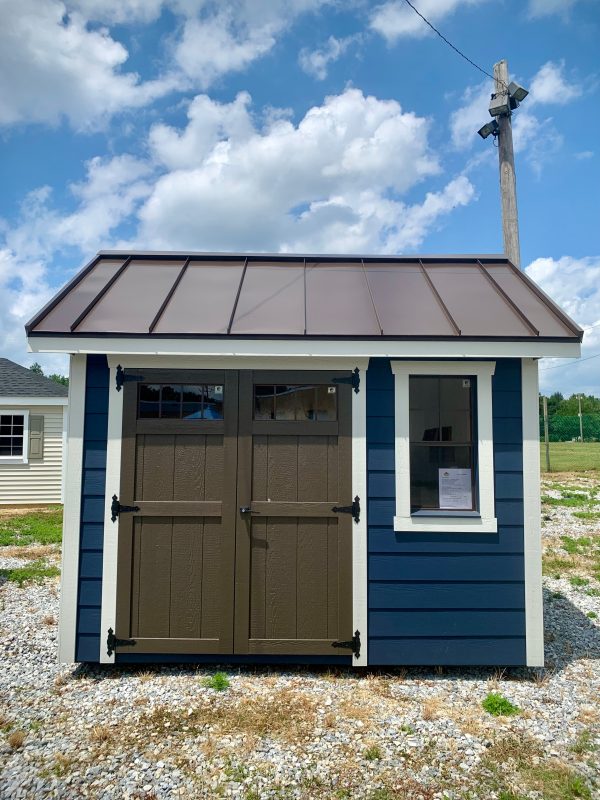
542,396,550,472
578,395,584,443
494,60,521,270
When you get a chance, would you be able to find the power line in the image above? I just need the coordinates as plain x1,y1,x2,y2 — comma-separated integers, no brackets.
540,352,600,371
399,0,507,88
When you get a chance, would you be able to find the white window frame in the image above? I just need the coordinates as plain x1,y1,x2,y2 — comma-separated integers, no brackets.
391,361,497,533
0,409,29,464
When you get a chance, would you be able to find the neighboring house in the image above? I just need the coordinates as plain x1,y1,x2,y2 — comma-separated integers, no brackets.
0,358,68,505
26,251,582,667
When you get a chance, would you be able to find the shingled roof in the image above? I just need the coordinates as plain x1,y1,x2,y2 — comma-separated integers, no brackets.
0,359,68,398
26,251,583,341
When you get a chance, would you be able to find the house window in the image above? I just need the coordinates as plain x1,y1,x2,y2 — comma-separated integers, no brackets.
409,376,476,511
0,411,29,463
391,362,497,533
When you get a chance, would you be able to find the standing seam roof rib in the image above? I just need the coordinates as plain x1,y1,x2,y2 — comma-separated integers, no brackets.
25,252,583,340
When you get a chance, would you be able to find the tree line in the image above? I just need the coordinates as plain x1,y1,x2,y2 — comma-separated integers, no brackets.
29,362,69,387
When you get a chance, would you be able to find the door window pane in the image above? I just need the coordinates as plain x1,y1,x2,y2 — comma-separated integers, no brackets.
139,384,160,417
254,385,275,419
205,386,224,419
315,385,337,420
182,385,204,419
275,385,315,420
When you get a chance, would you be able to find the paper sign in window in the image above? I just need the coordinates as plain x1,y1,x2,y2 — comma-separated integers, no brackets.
438,468,472,509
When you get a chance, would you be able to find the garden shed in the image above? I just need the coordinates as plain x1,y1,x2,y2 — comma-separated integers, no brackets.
0,358,68,505
26,251,582,667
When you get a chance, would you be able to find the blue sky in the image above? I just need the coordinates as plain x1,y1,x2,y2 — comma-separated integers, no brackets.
0,0,598,394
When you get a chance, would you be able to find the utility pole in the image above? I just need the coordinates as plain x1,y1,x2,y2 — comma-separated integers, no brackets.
494,60,521,270
477,60,528,270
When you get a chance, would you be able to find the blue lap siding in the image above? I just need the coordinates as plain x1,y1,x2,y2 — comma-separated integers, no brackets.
366,357,526,666
75,355,109,662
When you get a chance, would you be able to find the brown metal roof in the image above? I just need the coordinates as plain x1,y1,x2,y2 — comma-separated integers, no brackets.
26,252,583,341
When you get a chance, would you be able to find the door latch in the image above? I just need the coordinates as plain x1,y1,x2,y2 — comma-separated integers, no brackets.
332,495,360,524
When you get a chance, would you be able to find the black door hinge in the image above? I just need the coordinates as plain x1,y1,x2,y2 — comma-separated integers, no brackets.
106,627,136,657
332,630,361,659
115,364,143,391
332,495,360,524
332,367,360,394
111,494,140,522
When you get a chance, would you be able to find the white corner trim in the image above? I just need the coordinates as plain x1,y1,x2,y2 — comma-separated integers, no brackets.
0,409,29,464
28,335,581,360
522,359,544,667
58,355,86,664
99,365,124,664
351,358,369,667
390,361,497,533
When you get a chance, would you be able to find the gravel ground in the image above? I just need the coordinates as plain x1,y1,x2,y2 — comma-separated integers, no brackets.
1,478,599,799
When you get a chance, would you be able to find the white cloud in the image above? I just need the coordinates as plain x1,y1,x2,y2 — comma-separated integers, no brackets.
172,0,333,87
527,256,600,395
0,0,179,129
529,60,583,105
528,0,582,18
370,0,484,42
299,34,360,80
138,88,472,253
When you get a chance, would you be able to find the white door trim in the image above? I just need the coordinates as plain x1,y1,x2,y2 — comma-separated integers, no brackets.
100,355,369,666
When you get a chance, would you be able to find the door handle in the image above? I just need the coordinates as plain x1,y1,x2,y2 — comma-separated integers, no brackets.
240,506,252,514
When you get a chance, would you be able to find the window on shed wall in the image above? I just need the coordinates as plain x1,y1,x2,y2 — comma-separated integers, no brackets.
409,376,476,511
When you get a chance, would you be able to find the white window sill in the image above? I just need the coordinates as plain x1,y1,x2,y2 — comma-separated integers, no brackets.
393,515,498,533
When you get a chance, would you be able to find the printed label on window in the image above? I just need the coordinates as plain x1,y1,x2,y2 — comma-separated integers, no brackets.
462,379,471,388
439,468,472,509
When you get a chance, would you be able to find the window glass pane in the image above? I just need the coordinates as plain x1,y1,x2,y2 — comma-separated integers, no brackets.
0,424,11,436
0,444,11,456
0,415,10,426
440,377,473,442
160,385,181,418
204,385,224,419
275,385,316,420
13,415,24,426
11,439,23,456
182,385,204,419
139,384,160,418
254,385,275,419
315,385,337,420
409,377,440,441
410,445,473,510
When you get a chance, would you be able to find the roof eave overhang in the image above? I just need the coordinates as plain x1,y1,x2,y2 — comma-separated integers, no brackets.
27,334,582,360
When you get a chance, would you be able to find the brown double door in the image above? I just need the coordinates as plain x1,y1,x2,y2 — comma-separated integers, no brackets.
114,369,353,656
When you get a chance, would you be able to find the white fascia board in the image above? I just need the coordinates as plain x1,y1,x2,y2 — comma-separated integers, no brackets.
57,355,86,664
0,396,68,406
522,359,544,667
28,336,581,360
391,360,497,534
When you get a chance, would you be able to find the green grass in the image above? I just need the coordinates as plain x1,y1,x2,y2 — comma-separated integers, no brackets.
540,442,600,473
574,511,600,521
561,536,593,554
364,745,382,761
0,561,60,586
0,508,63,547
482,693,520,716
569,576,590,588
202,671,230,691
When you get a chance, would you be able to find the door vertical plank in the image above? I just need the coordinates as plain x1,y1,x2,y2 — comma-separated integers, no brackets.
327,519,340,638
143,434,175,501
170,518,203,638
249,517,267,639
174,435,206,500
266,517,297,639
200,519,221,639
137,517,172,637
267,436,298,502
297,519,328,639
